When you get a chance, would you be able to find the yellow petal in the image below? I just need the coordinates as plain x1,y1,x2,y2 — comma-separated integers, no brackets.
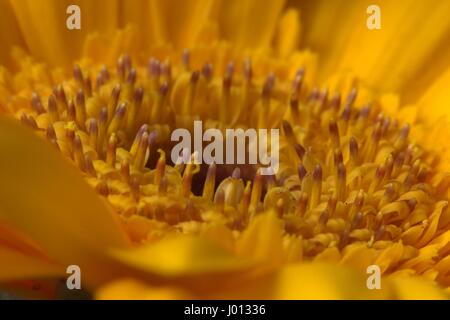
301,0,450,94
160,0,221,49
236,211,284,268
96,278,189,300
418,65,450,124
110,236,251,278
274,8,301,59
0,245,63,282
96,262,391,299
0,0,25,68
118,0,166,48
0,117,130,285
219,0,286,50
9,0,119,66
387,276,449,300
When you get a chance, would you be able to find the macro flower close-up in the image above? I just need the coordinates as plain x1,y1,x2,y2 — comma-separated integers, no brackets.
0,0,450,301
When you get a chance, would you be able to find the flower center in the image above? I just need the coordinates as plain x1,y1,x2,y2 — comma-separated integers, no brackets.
8,49,450,270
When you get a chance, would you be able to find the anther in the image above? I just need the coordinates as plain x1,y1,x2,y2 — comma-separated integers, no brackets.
84,153,97,177
120,160,130,183
106,134,118,167
96,180,109,196
182,49,190,70
127,68,137,84
336,163,347,201
73,65,84,85
133,132,149,171
73,135,86,171
107,102,127,136
88,118,98,150
107,84,121,123
329,119,340,147
202,162,216,201
31,93,45,114
243,58,252,82
295,143,306,160
75,90,87,129
349,137,359,166
47,95,59,122
154,150,166,187
202,63,213,81
130,176,140,201
310,164,322,208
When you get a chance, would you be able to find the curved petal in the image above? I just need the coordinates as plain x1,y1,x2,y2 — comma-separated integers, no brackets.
0,245,63,282
109,235,253,279
0,117,130,286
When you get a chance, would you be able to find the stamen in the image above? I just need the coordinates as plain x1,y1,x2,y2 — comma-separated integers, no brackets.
220,62,234,123
20,113,37,129
160,61,172,84
183,71,199,114
202,63,213,81
298,164,307,183
84,153,97,177
127,68,137,85
182,49,190,71
369,164,385,193
107,102,127,136
127,87,144,133
73,65,84,87
75,90,87,130
47,95,59,122
67,100,76,122
96,180,109,196
349,137,359,167
154,149,166,187
133,132,149,171
152,83,168,122
250,169,263,212
295,143,306,160
88,118,98,151
130,124,149,158
296,191,308,216
106,134,117,167
46,123,57,141
97,107,108,157
120,160,130,183
310,164,322,209
259,73,275,127
158,176,168,195
73,134,86,171
336,163,347,201
292,68,304,94
243,58,252,82
202,162,216,201
393,152,405,177
328,120,340,148
394,124,410,151
31,93,45,114
330,93,341,112
130,176,140,201
107,84,121,123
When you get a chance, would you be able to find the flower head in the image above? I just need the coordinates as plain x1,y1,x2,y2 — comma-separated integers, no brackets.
0,0,449,299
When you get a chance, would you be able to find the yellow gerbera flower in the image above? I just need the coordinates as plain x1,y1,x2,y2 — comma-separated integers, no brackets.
0,0,449,300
